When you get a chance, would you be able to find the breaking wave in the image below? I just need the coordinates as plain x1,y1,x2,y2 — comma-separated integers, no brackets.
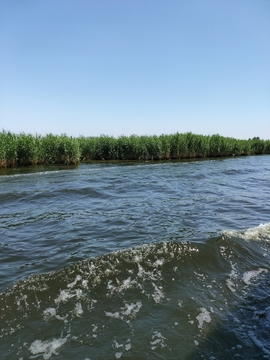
1,224,270,359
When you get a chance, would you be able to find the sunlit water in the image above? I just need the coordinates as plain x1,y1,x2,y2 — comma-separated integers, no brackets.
0,155,269,359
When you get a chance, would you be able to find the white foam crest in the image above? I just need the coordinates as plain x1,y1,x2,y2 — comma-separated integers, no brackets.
29,336,68,359
223,222,270,241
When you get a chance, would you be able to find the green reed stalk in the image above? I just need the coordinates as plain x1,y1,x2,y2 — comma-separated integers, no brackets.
0,130,269,168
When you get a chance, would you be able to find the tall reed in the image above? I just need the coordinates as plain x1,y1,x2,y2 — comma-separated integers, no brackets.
0,130,269,168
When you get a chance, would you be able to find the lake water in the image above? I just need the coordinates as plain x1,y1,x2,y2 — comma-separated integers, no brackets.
0,155,270,359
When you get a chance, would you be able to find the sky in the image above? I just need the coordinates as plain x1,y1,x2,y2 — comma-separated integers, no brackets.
0,0,269,140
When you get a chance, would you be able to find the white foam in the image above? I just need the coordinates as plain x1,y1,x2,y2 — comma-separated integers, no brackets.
29,336,68,359
105,311,121,319
226,261,238,293
74,302,83,317
67,275,82,288
196,308,211,329
114,341,123,348
152,283,164,303
55,290,75,303
226,278,236,293
125,343,131,351
82,279,88,288
41,304,67,322
224,222,270,241
121,301,142,317
43,307,56,319
105,301,142,321
75,289,83,298
150,331,166,350
243,268,268,285
153,259,164,267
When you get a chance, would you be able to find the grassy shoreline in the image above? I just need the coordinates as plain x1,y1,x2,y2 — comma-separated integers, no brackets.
0,130,269,168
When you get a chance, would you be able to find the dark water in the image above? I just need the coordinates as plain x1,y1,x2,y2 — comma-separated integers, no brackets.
0,156,270,360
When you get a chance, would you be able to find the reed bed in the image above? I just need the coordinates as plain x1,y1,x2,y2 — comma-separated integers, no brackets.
0,130,269,168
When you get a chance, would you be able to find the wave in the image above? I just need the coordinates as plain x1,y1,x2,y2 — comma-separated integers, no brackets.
223,222,270,241
0,226,270,359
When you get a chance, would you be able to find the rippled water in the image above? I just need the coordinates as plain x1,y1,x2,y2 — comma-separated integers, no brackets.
0,155,270,359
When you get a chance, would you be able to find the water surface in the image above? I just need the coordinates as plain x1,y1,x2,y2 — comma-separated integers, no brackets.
0,155,269,359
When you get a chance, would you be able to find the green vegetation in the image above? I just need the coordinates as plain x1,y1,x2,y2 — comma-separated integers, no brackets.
0,131,80,167
0,130,269,168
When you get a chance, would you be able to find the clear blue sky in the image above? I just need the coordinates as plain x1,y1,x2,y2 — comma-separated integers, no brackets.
0,0,269,139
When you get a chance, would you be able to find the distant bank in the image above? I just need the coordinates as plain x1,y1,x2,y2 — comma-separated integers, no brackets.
0,130,269,168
